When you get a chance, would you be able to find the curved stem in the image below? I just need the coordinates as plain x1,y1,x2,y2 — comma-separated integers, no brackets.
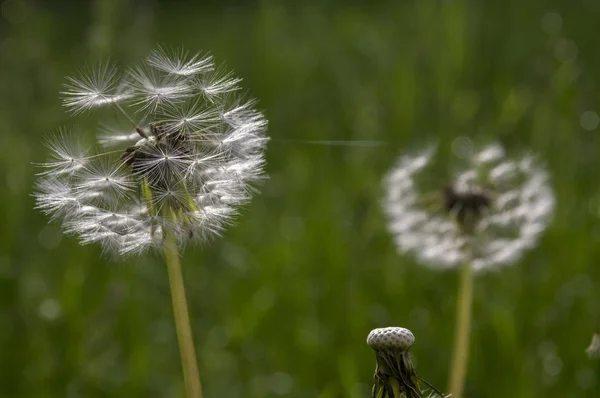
447,261,474,398
163,231,203,398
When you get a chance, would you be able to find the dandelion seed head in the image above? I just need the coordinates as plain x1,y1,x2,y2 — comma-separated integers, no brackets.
35,47,268,256
586,333,600,359
382,143,554,271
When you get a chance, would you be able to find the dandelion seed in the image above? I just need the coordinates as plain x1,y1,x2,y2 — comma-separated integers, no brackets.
158,98,221,135
126,64,191,113
147,46,214,77
98,124,140,147
62,62,132,114
73,158,135,202
197,65,243,97
37,129,90,176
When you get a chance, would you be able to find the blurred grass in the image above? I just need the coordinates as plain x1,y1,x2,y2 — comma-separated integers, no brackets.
1,0,600,397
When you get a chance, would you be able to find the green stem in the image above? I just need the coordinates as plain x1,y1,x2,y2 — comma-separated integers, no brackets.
447,261,474,398
163,230,203,398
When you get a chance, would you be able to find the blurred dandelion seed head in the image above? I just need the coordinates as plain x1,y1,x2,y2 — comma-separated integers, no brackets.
34,47,268,255
382,143,554,271
586,333,600,359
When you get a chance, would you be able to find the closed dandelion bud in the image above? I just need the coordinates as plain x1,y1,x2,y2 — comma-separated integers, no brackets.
367,327,447,398
34,47,268,256
367,326,415,352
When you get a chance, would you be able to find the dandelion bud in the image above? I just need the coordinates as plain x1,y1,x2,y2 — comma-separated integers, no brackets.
367,327,446,398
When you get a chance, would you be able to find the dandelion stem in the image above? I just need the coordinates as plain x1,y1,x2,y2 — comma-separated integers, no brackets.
163,228,203,398
448,261,473,398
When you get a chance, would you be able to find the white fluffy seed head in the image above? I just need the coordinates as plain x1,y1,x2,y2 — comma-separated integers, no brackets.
586,333,600,359
382,142,555,271
367,327,415,351
35,47,268,256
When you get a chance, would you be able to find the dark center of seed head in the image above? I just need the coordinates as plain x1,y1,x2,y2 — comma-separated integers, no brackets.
125,127,195,214
125,127,192,178
442,184,491,231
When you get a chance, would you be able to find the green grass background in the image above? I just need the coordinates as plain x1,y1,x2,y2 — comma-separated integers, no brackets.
1,0,600,397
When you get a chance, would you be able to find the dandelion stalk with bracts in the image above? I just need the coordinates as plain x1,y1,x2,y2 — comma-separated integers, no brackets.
367,327,449,398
